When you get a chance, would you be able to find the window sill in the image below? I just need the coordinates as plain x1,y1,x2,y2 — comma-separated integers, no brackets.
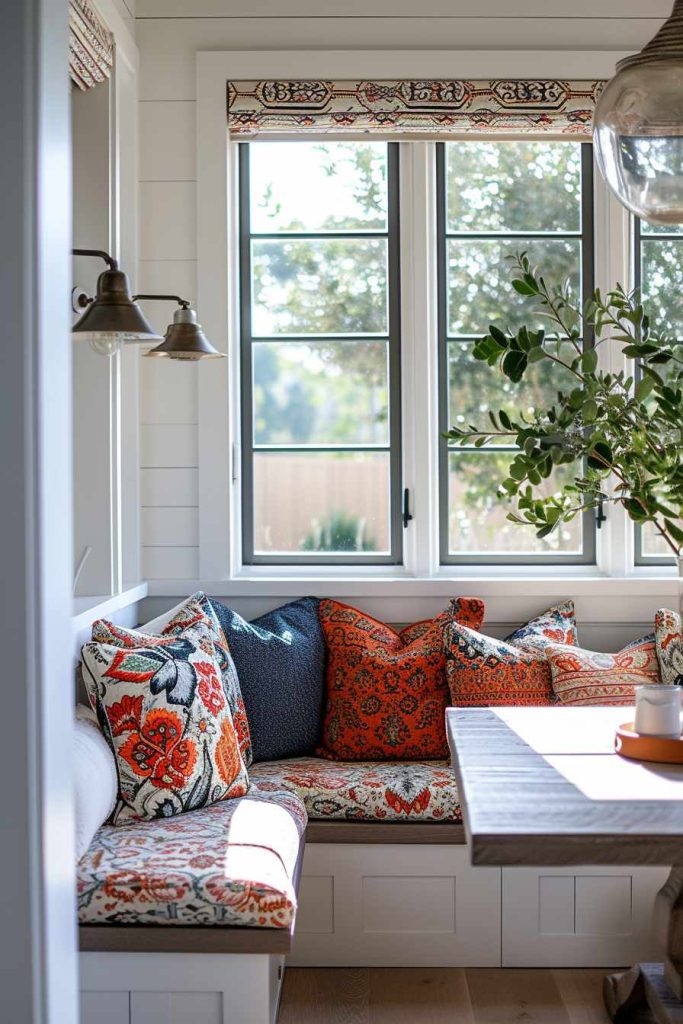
145,573,678,601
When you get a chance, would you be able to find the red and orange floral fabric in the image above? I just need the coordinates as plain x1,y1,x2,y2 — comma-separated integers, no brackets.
249,757,461,822
78,785,306,927
545,635,661,706
94,592,252,766
443,601,578,707
504,600,578,653
81,613,249,825
317,597,484,761
654,608,683,687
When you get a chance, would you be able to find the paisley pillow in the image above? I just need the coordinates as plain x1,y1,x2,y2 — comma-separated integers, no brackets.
81,615,249,824
94,592,252,766
655,608,683,687
443,601,578,707
545,635,660,706
317,597,485,761
444,623,555,707
505,599,578,653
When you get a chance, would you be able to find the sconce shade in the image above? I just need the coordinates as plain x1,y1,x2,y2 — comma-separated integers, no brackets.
593,0,683,224
72,269,163,346
144,307,225,361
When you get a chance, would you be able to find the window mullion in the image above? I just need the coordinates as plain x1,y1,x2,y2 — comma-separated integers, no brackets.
592,162,634,577
399,141,440,576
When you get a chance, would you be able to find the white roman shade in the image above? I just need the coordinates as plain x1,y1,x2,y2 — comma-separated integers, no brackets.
69,0,114,92
227,79,606,140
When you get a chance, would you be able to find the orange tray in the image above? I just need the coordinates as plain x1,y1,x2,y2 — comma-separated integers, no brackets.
615,722,683,765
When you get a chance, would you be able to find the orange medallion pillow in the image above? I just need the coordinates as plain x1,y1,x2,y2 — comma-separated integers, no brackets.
545,635,660,706
317,597,485,761
443,601,578,707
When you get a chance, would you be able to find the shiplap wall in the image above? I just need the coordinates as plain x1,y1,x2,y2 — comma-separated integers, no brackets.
136,0,664,583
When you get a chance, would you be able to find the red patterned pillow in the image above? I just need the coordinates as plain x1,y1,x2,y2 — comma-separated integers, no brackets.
655,608,683,686
317,598,485,761
545,635,660,706
93,592,252,766
444,621,555,707
82,615,249,824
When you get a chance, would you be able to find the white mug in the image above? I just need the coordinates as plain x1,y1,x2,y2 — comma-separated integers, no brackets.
634,685,682,739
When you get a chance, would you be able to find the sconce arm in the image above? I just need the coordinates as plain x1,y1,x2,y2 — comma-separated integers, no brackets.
133,294,191,309
72,248,119,271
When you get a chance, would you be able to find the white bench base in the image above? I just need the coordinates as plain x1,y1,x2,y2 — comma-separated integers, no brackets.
77,850,670,1021
291,844,669,968
80,951,285,1024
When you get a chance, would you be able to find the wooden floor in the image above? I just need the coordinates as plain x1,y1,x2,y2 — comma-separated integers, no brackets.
278,968,614,1023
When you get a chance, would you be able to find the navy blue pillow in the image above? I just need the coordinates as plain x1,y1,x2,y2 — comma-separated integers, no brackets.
209,596,326,763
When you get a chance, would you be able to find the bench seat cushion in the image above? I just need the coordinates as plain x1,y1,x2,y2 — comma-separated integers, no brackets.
78,785,306,929
249,758,461,823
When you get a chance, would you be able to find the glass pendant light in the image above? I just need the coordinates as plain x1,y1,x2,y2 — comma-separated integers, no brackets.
594,0,683,225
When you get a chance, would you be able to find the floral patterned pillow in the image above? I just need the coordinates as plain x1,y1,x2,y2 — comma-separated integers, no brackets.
505,599,578,653
545,635,660,706
317,597,485,761
81,616,249,825
655,608,683,687
93,592,252,766
444,622,555,707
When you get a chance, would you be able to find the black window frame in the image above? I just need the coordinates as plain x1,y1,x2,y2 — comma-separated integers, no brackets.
436,141,597,566
238,141,404,567
633,216,678,567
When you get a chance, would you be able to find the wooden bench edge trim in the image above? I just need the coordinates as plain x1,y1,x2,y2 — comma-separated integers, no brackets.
305,821,466,844
78,924,292,955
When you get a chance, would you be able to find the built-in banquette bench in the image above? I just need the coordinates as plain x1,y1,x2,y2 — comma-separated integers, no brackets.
78,781,307,1024
80,752,669,1024
75,592,670,1024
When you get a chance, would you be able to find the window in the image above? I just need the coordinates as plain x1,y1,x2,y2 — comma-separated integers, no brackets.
235,139,635,573
634,217,681,565
239,141,402,565
437,141,596,564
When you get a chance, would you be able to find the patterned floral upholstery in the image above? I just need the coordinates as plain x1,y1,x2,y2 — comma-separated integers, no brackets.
545,636,660,706
655,608,683,686
249,757,461,822
78,786,306,928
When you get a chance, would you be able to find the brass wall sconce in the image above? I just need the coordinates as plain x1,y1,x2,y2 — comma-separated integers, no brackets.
72,251,224,360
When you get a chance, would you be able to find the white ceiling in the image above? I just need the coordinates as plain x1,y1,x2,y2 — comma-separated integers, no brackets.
135,0,670,19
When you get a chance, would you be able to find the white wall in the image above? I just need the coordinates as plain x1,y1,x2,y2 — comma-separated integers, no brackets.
71,0,142,605
0,0,77,1020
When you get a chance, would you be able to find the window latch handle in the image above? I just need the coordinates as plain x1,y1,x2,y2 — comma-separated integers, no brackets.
403,488,414,529
596,494,607,530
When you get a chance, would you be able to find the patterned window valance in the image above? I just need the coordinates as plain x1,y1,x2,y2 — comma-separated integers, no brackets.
69,0,114,92
227,80,606,140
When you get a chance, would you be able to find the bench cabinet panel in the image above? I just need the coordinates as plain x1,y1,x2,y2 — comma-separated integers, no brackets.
80,951,284,1024
501,864,670,967
290,843,501,967
80,992,130,1024
130,992,223,1024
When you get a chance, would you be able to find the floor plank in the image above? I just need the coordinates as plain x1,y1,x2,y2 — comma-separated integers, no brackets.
279,967,370,1024
278,968,614,1024
465,968,573,1024
465,969,576,1024
552,969,613,1024
368,967,475,1024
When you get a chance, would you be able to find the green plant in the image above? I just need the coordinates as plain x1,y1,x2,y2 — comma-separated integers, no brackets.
300,510,377,553
445,253,683,555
